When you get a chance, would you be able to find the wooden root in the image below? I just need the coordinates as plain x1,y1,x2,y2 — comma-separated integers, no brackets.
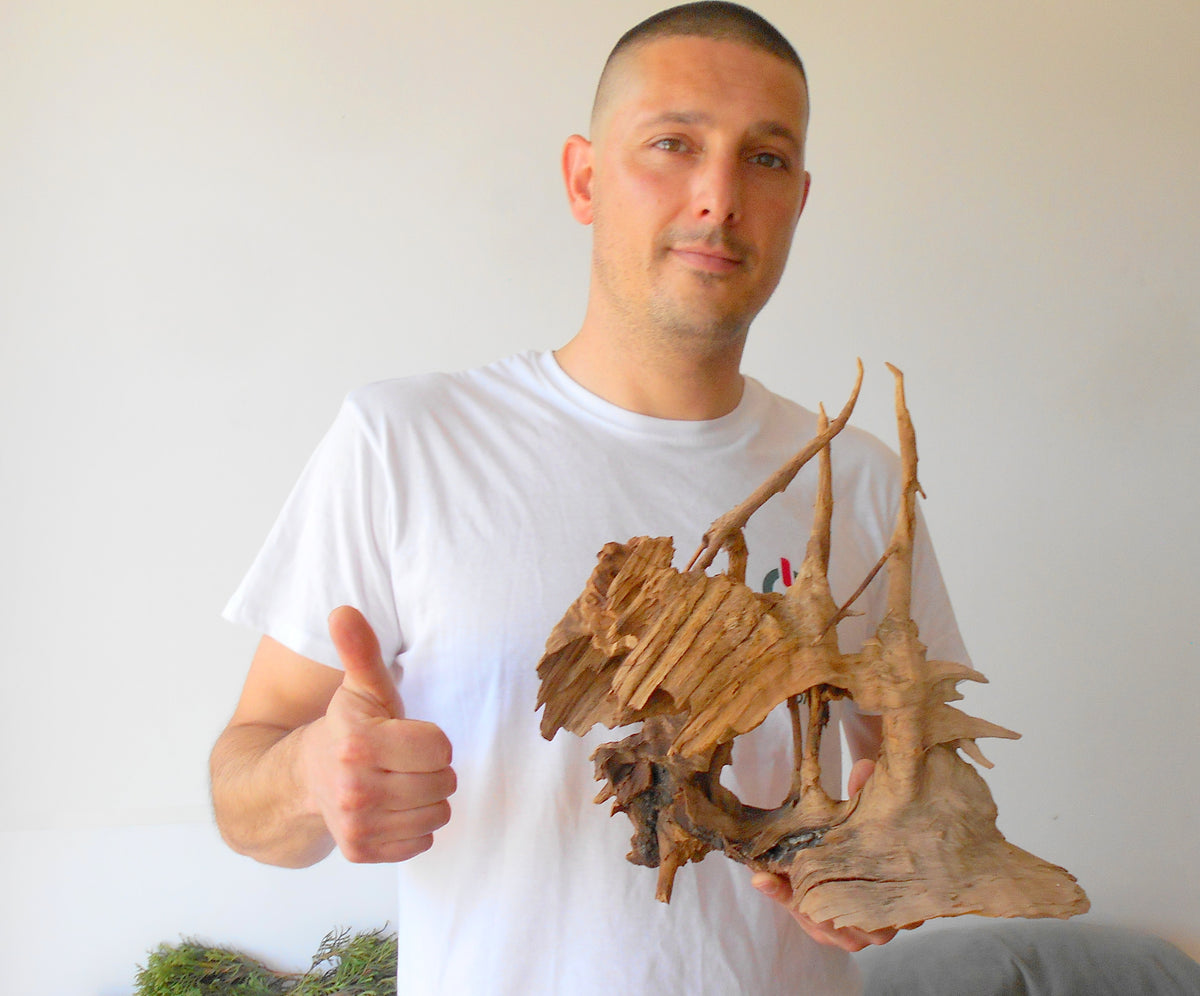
536,363,1089,929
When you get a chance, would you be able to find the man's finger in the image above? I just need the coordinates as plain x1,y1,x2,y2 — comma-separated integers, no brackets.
796,912,898,953
378,767,458,809
337,816,443,865
328,605,404,718
847,757,876,797
373,719,455,774
751,871,791,900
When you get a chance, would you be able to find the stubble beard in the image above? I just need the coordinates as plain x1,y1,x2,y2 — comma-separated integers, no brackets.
599,226,762,355
644,280,750,353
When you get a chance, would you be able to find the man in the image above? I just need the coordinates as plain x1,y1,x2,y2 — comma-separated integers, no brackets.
212,4,968,993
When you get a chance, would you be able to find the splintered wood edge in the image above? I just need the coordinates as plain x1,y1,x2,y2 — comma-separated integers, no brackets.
535,362,1089,927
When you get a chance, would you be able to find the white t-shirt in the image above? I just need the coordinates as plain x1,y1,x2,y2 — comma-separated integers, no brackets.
225,351,969,996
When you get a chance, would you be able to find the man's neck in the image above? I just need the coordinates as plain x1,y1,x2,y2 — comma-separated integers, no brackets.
554,324,746,421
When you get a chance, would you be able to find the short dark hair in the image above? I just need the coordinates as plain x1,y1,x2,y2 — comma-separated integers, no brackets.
608,2,804,84
593,3,806,127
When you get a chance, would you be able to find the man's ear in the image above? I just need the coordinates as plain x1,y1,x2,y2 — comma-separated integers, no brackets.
562,134,595,225
797,170,812,221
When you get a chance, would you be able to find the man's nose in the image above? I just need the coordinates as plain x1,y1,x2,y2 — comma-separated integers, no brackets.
691,155,741,226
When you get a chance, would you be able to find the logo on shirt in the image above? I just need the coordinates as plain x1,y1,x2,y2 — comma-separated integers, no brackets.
761,556,796,594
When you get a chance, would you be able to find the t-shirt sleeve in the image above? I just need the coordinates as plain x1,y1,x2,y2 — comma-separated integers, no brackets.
222,395,403,670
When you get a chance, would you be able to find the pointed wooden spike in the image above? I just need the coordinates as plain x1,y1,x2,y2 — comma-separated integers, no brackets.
536,362,1089,930
688,360,863,572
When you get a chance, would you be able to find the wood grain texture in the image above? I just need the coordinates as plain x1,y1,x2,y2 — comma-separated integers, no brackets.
537,364,1088,928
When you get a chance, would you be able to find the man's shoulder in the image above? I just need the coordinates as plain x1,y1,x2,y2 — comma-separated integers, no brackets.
342,351,549,422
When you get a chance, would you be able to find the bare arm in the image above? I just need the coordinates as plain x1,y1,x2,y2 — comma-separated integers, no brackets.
210,636,344,867
210,607,456,868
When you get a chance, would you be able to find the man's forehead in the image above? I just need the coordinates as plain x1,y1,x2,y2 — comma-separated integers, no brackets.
594,35,809,138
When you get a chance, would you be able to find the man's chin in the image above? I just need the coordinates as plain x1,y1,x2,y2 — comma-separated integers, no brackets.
650,305,752,348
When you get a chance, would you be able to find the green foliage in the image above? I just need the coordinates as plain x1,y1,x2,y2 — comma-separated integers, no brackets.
294,927,397,996
133,943,288,995
134,927,397,996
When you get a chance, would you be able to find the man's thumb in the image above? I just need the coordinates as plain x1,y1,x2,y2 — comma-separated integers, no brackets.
328,605,404,718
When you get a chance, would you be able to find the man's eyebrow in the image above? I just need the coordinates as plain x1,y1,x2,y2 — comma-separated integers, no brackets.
638,111,801,147
753,121,802,148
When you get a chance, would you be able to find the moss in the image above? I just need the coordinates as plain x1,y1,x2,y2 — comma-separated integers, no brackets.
134,927,396,995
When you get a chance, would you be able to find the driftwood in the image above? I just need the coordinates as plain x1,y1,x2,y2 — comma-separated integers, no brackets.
536,363,1088,930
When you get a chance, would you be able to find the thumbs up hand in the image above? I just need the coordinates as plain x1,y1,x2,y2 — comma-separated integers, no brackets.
299,606,456,863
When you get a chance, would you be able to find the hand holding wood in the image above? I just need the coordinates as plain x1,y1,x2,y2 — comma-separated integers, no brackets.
536,364,1089,932
751,760,915,951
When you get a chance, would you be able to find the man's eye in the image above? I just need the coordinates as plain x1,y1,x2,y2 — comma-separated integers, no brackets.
750,152,788,170
653,137,687,152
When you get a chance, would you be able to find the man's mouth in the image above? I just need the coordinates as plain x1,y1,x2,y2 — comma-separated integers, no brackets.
669,245,745,274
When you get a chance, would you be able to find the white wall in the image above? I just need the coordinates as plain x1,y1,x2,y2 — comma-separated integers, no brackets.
2,1,1196,992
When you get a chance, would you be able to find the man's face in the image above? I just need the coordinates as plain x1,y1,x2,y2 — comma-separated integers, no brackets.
577,35,811,348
